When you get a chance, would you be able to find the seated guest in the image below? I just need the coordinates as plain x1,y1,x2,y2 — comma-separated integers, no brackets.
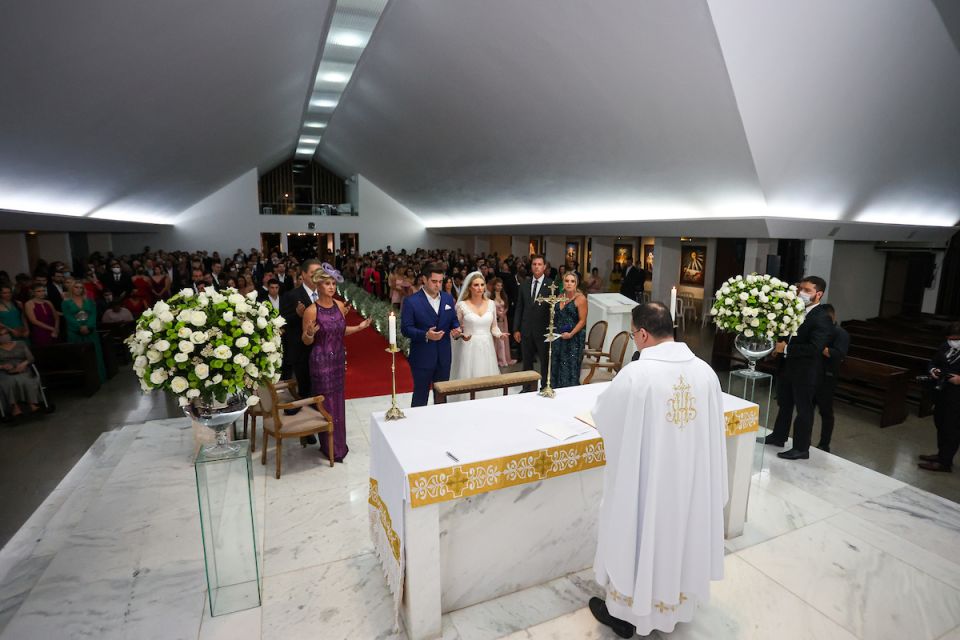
101,298,134,326
0,285,30,343
586,267,603,294
24,284,58,346
0,327,49,421
63,280,106,382
122,288,149,319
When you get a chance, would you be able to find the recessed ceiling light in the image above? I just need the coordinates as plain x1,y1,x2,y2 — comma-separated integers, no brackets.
311,98,339,108
320,72,349,83
299,137,321,145
304,121,327,129
328,29,368,48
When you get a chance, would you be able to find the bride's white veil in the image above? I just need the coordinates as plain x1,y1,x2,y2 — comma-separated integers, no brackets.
457,271,488,303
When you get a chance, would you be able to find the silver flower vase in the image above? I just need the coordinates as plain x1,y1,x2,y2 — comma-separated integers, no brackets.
183,393,249,459
734,334,775,378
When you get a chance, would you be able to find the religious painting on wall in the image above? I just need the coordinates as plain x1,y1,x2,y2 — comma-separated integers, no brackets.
679,245,707,286
565,241,580,267
643,244,655,278
614,244,633,268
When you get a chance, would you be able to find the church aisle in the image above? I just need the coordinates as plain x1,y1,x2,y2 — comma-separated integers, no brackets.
1,395,959,639
343,310,414,399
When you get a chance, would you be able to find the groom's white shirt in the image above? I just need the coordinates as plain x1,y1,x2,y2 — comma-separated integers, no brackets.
425,289,441,314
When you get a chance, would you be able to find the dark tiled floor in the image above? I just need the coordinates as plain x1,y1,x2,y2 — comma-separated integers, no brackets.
1,327,957,550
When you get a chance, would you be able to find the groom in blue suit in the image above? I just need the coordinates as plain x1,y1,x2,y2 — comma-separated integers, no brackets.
401,263,462,407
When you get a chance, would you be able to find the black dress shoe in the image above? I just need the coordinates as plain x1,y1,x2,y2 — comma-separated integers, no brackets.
816,443,830,453
918,453,940,462
588,597,636,639
777,448,809,460
918,461,952,472
763,434,786,447
299,435,317,447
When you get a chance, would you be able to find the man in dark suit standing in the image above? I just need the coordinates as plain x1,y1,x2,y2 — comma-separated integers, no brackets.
619,259,645,301
814,304,849,452
401,263,462,407
274,262,294,295
104,262,133,300
765,276,835,460
513,255,553,390
280,259,322,398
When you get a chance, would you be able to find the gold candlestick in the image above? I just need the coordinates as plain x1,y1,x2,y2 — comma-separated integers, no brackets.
384,344,406,420
535,281,567,399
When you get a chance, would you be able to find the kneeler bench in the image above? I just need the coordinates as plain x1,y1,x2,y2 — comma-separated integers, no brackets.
433,371,541,403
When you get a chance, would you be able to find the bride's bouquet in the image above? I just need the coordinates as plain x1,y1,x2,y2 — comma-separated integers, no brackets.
126,287,285,406
710,274,804,339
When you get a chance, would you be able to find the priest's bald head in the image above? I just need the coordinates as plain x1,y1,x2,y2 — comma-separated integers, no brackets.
631,302,674,352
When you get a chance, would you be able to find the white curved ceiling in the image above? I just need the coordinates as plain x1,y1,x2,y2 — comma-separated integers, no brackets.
318,0,960,231
0,0,333,226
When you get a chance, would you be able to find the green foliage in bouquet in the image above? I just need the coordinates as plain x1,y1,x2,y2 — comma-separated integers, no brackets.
710,273,805,338
126,288,285,407
339,281,411,356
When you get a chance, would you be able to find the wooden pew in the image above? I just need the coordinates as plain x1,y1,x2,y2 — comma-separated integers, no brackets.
834,356,908,427
32,342,101,396
433,371,541,403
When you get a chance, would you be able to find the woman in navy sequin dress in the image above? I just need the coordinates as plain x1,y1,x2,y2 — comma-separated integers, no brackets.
551,272,588,388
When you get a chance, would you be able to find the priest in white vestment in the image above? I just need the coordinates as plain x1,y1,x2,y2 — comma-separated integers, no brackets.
590,302,727,637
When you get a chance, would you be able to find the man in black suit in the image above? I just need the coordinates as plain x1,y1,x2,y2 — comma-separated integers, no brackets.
280,260,322,427
274,262,294,295
104,261,133,300
814,304,849,452
47,270,65,312
765,276,835,460
513,254,553,390
619,259,645,301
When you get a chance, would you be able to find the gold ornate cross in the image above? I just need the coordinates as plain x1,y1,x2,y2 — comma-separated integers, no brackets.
535,281,567,398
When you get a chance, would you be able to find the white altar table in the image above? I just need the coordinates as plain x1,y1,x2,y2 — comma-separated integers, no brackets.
368,383,758,640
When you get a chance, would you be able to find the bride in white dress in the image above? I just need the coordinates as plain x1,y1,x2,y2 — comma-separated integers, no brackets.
450,271,502,399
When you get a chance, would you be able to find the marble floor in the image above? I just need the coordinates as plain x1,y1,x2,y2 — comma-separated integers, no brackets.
1,390,960,640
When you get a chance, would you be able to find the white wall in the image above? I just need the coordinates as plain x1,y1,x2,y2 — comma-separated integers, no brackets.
590,236,614,281
544,236,565,269
86,233,113,255
828,241,885,321
922,250,945,314
36,232,71,266
110,170,465,256
0,233,29,276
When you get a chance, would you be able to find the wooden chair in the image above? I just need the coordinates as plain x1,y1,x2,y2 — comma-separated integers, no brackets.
582,331,631,384
240,379,295,453
257,380,335,479
581,321,609,364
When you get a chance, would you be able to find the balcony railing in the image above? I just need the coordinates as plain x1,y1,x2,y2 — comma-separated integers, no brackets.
259,202,356,216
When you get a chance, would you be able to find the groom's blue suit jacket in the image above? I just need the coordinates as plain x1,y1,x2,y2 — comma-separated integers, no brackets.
401,290,460,371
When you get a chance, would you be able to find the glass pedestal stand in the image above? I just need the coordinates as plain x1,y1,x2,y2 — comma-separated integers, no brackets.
195,440,261,616
727,369,773,475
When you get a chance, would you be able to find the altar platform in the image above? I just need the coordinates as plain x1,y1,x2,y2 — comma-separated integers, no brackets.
2,392,960,640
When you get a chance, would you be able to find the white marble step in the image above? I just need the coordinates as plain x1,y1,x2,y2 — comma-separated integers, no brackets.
0,423,144,633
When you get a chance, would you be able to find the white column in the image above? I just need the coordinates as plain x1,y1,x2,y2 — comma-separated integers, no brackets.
544,236,565,269
0,233,30,276
651,237,681,305
511,236,528,259
804,239,836,302
590,237,614,283
86,233,113,255
474,236,490,256
35,232,72,266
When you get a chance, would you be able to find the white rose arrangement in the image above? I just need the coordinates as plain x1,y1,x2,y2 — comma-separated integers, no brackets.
127,288,286,407
710,274,805,339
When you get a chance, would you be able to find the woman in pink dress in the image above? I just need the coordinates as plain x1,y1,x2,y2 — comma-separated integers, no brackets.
24,284,58,346
491,278,516,367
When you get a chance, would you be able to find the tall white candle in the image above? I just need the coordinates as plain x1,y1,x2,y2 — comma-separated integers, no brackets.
388,312,397,345
670,286,677,323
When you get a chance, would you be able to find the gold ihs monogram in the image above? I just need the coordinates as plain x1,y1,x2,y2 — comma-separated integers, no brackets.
666,376,697,428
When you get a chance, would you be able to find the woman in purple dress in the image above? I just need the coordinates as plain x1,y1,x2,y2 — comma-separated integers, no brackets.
301,268,371,462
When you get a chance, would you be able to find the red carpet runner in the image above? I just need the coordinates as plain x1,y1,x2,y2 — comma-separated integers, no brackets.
343,310,414,399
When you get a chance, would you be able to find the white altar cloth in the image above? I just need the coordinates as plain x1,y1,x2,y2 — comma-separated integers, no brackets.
368,383,758,639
